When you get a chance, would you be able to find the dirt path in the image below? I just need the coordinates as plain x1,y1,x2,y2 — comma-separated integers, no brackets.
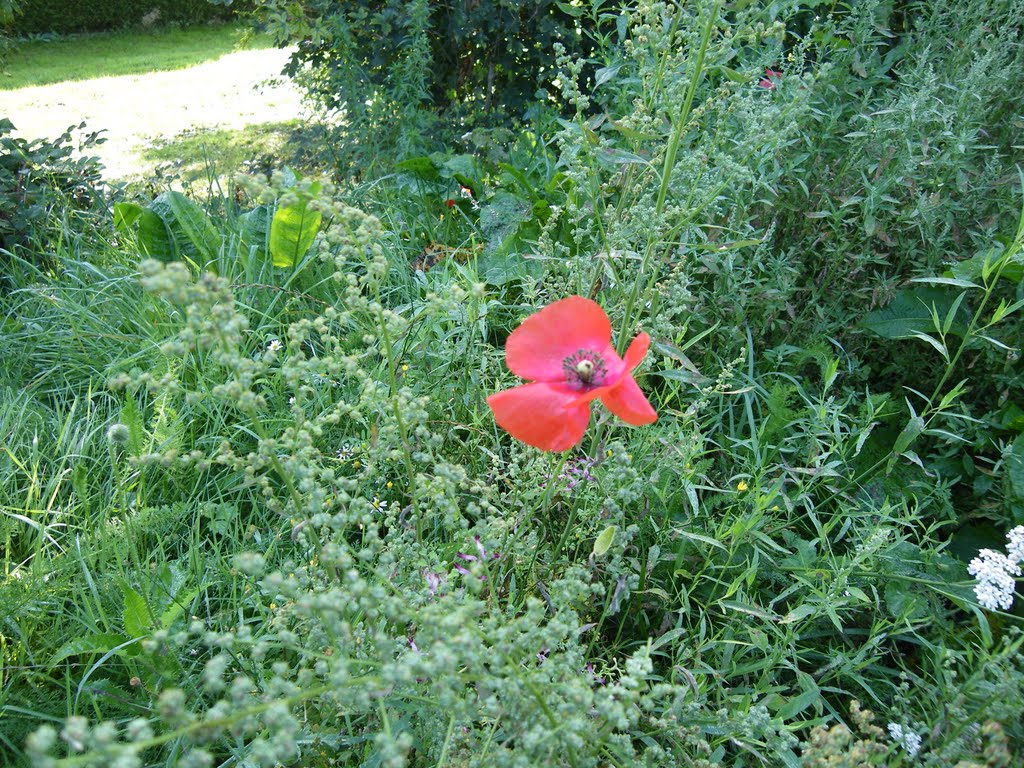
0,47,304,179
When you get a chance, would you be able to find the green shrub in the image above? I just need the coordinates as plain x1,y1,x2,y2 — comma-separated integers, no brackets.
9,0,250,35
0,120,108,277
252,0,592,173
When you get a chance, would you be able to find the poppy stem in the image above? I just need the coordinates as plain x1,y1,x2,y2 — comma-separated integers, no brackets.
553,499,581,560
522,451,570,576
377,306,420,543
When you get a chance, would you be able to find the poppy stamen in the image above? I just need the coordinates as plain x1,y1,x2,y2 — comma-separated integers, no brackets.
563,349,606,389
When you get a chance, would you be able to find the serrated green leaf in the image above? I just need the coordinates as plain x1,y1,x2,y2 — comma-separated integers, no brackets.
122,584,154,640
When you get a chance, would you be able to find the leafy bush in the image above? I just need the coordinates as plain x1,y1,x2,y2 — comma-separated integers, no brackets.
252,0,592,173
9,0,250,35
0,120,108,277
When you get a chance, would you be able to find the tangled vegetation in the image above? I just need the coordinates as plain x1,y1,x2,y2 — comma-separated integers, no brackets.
2,1,1024,766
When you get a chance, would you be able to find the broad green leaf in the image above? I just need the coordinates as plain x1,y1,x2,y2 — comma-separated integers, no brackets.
113,201,144,229
269,196,322,268
990,297,1024,324
943,291,968,335
394,156,441,181
892,415,925,455
884,580,926,620
593,525,616,557
780,603,817,624
115,201,175,261
594,64,621,87
441,154,481,191
690,239,762,251
908,331,948,359
859,286,971,339
498,162,539,200
719,600,777,621
595,147,650,168
777,682,821,720
711,64,749,84
237,204,271,264
164,191,222,264
555,1,585,17
606,118,663,142
949,245,1023,285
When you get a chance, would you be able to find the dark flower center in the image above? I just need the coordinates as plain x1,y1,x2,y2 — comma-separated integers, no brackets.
562,349,607,390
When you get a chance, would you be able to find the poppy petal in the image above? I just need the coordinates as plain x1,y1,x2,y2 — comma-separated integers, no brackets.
487,382,592,452
623,332,650,370
601,375,657,426
506,296,612,382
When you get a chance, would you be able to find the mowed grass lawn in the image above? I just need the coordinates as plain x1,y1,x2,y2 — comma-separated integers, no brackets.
0,23,275,89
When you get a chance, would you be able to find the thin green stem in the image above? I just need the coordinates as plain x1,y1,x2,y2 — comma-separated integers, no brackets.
378,306,421,542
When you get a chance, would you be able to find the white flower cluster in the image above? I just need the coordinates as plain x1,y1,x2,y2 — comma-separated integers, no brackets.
1008,525,1024,564
887,723,922,758
968,525,1024,611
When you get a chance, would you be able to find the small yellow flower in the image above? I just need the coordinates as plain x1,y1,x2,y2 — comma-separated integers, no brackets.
401,364,409,373
386,481,393,489
737,480,749,492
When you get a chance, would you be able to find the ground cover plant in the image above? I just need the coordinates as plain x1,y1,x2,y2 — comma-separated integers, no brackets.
2,0,1024,766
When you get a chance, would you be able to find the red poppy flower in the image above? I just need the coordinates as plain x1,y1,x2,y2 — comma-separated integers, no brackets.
759,68,782,89
487,296,657,452
446,199,456,207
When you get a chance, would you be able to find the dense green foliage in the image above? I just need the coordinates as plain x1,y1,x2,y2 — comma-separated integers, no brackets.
252,0,594,173
0,119,107,273
8,0,248,35
2,1,1024,766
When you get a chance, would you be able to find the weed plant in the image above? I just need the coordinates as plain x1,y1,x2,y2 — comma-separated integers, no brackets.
2,1,1024,767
